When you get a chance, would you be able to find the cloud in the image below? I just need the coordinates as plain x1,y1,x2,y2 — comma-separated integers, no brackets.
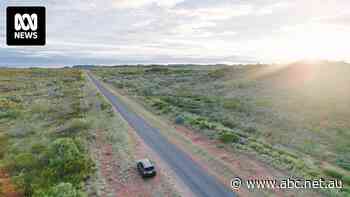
1,0,350,66
112,0,184,9
173,4,253,20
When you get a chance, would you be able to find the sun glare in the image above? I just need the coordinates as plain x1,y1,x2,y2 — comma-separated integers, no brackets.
266,24,349,63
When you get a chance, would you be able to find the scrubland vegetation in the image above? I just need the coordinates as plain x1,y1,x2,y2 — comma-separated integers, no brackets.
0,69,105,196
1,63,349,196
92,61,350,196
0,68,179,196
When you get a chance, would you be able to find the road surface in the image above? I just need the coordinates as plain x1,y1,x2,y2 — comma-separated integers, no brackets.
87,72,234,197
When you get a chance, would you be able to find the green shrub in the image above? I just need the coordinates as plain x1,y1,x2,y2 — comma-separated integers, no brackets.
336,156,350,171
6,153,41,196
151,98,168,109
8,121,35,137
343,176,350,185
249,142,265,152
145,67,169,74
13,171,35,196
234,80,256,89
243,126,258,134
223,99,241,110
323,168,344,179
119,69,144,75
0,98,19,110
219,132,240,143
100,101,112,111
113,81,124,89
141,88,153,96
0,110,20,119
39,182,83,197
31,142,48,155
0,133,8,158
59,119,91,135
342,187,350,195
31,101,52,114
48,138,94,185
6,95,22,103
307,170,321,178
208,68,226,78
221,119,239,129
14,153,38,171
280,155,303,170
255,99,272,107
188,117,216,130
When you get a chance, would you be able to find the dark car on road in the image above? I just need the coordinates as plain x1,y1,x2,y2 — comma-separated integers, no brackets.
136,159,157,178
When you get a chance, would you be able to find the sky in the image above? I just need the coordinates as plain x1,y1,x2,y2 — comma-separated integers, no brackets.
1,0,350,66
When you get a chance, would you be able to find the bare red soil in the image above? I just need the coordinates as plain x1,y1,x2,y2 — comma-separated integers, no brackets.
0,169,22,197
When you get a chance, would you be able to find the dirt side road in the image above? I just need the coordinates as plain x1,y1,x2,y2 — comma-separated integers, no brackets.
87,72,234,197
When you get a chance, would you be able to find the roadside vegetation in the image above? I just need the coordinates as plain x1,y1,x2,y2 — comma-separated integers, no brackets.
0,68,184,197
0,69,95,196
92,62,350,196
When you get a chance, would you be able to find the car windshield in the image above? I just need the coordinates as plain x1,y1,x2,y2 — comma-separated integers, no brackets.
145,166,154,171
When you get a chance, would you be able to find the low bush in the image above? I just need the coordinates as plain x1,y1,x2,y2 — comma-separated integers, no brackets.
0,110,20,119
336,156,350,171
249,141,265,152
40,182,83,197
342,187,350,195
5,95,22,103
8,121,35,138
223,99,242,110
236,81,256,89
187,117,216,130
342,176,350,185
162,96,193,109
150,98,170,112
0,134,8,158
100,101,112,112
208,68,226,78
113,81,124,89
145,67,170,74
7,152,43,196
255,99,272,107
323,168,344,179
307,170,321,178
59,119,91,135
0,98,19,110
13,153,38,171
31,101,52,115
31,142,47,155
47,138,94,185
243,126,258,134
219,131,240,143
119,69,144,75
141,88,153,96
221,119,239,129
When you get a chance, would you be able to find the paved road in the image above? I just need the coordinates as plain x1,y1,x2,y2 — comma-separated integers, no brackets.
88,72,234,197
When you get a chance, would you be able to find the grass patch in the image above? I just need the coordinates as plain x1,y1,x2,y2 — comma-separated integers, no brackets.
324,168,344,179
219,131,240,143
208,68,227,78
223,98,242,110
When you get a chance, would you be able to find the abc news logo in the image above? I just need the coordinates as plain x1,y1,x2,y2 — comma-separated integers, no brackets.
7,7,46,46
15,13,38,31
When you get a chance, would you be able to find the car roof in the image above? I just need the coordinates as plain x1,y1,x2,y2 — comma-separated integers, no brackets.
138,159,154,168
